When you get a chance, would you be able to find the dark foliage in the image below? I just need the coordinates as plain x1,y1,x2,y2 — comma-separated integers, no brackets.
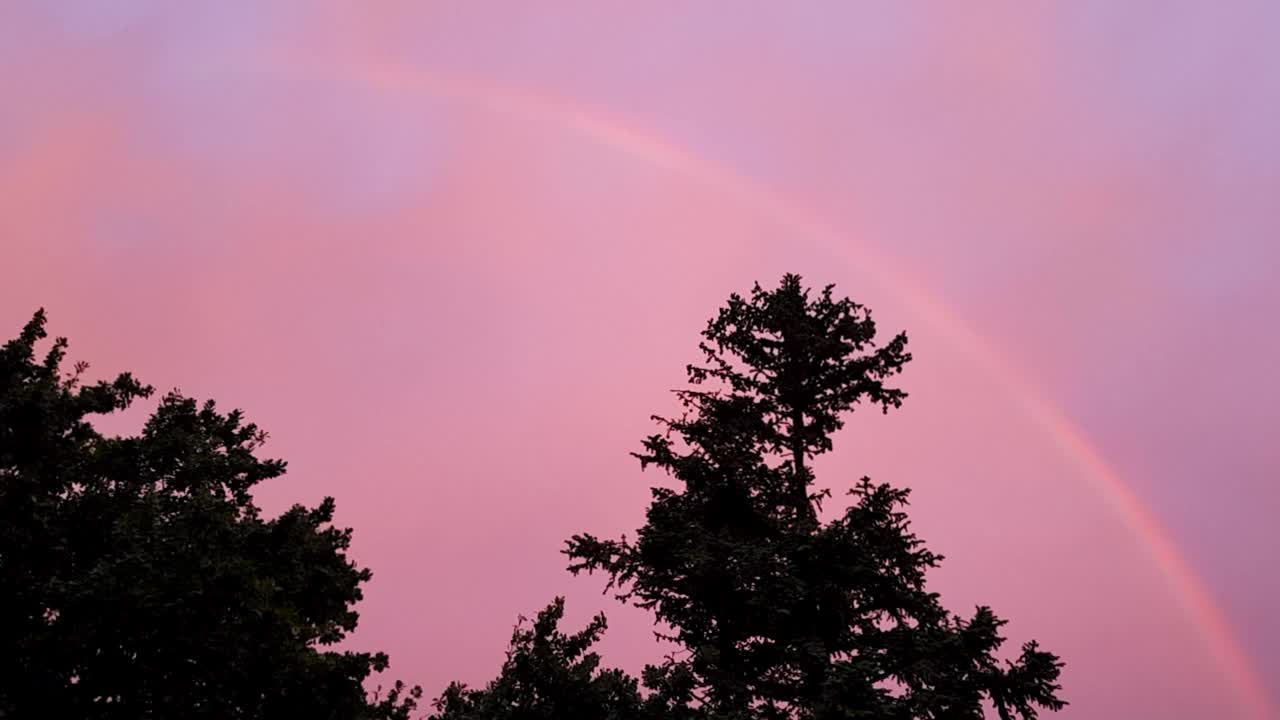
0,310,421,719
429,598,644,720
564,274,1066,719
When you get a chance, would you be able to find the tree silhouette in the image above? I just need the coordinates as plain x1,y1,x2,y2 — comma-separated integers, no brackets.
0,310,420,719
429,598,645,720
565,274,1066,719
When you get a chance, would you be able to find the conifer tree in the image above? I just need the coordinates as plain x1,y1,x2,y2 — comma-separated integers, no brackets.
566,274,1066,719
429,598,643,720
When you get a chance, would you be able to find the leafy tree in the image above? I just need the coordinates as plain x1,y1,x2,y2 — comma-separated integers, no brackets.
428,598,643,720
566,274,1066,719
0,310,421,719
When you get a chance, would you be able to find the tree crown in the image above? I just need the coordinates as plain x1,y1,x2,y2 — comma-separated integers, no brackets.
564,275,1065,719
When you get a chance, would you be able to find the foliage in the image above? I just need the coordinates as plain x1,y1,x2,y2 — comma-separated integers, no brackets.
428,598,643,720
563,274,1066,719
0,310,421,719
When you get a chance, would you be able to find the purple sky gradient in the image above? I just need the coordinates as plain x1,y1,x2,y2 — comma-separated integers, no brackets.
3,3,1277,718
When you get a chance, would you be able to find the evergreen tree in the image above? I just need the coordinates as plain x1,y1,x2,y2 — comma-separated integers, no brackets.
566,274,1065,719
0,310,420,719
429,598,643,720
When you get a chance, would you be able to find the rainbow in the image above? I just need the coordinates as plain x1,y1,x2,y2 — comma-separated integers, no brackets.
301,53,1273,719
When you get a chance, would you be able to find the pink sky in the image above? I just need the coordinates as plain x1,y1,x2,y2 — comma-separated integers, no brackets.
2,3,1278,718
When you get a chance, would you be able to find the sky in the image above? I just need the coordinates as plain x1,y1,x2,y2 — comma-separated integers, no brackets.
2,3,1278,718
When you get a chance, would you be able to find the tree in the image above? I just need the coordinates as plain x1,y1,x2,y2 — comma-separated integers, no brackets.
565,274,1066,719
0,310,421,719
428,598,645,720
